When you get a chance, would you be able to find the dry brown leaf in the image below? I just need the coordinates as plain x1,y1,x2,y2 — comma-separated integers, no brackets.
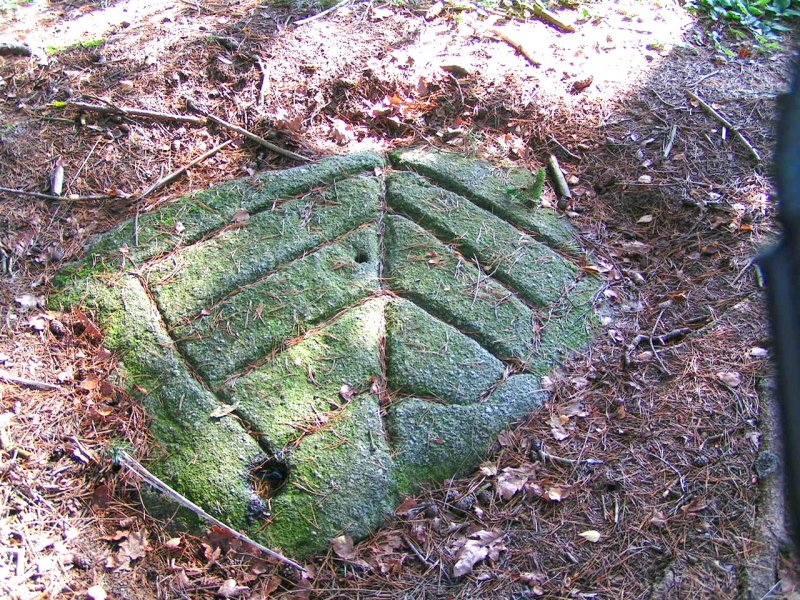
578,529,601,543
496,466,534,501
217,579,249,598
331,535,356,560
120,530,150,561
549,414,570,441
452,530,505,577
716,371,742,387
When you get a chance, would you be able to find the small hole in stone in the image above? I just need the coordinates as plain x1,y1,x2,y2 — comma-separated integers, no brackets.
251,457,289,499
354,250,370,264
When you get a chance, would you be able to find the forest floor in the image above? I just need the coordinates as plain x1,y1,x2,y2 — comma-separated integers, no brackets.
0,0,799,597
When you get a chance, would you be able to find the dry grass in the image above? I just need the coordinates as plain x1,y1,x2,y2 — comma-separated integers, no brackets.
1,0,798,597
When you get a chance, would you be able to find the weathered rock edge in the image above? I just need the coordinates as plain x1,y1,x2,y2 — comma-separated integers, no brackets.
50,150,601,558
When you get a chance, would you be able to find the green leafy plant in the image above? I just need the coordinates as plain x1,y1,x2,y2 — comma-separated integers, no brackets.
687,0,800,40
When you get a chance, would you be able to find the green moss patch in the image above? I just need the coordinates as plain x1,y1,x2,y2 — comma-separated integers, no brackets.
89,151,385,268
388,375,546,492
390,148,576,251
386,298,505,403
221,298,384,450
387,171,578,306
383,214,536,364
258,394,397,558
146,175,381,325
174,226,380,387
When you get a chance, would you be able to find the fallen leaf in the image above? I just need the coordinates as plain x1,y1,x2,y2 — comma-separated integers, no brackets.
175,222,185,234
15,293,42,311
232,209,250,223
649,511,667,528
453,530,505,577
479,463,497,477
716,371,742,387
496,466,534,501
217,579,249,598
80,375,101,391
51,158,64,196
339,384,355,402
119,530,150,561
549,414,570,441
164,537,182,550
331,535,356,560
578,529,601,543
426,0,444,19
86,584,108,600
637,175,652,184
395,497,419,517
637,214,654,223
209,402,240,419
749,347,768,358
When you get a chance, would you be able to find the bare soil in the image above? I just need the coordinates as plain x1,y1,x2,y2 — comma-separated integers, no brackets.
1,0,799,597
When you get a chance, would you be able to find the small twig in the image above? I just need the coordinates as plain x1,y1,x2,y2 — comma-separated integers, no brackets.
402,534,438,570
0,371,62,391
138,140,232,201
520,0,575,32
0,186,119,202
69,138,101,188
489,27,540,67
63,101,205,125
185,97,310,163
294,0,353,25
630,327,692,349
648,310,671,376
116,451,306,572
663,124,677,159
685,90,762,162
690,70,720,88
253,55,270,106
549,135,581,161
533,440,603,466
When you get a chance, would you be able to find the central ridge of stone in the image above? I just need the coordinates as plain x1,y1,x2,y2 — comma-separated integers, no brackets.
52,149,601,558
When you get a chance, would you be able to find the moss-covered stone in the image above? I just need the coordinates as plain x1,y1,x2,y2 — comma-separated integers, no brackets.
388,375,546,492
174,226,380,386
387,170,578,306
256,394,398,558
390,148,577,251
383,214,537,364
52,271,263,529
221,299,384,449
386,298,505,403
147,175,382,325
48,150,602,559
89,152,385,268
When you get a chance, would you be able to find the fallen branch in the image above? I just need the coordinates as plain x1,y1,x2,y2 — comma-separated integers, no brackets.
489,27,540,67
685,90,762,162
63,101,205,126
138,140,232,201
0,41,32,57
185,97,310,163
630,327,692,349
253,55,270,106
0,186,120,202
115,450,306,572
294,0,353,25
524,0,575,33
547,154,571,208
0,371,62,391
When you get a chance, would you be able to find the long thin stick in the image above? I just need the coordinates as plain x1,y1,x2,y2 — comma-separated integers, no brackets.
185,97,310,163
294,0,352,25
254,55,270,106
0,186,117,202
489,27,540,67
138,140,232,201
525,0,575,33
685,90,761,162
64,101,205,126
0,371,62,391
116,451,306,572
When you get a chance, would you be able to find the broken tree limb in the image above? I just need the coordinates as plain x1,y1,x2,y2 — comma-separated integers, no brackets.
294,0,353,25
63,101,206,126
185,97,310,163
0,371,62,391
137,140,232,201
0,186,120,202
0,41,32,57
547,154,571,204
523,0,575,33
115,451,306,572
489,27,540,67
685,90,762,163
